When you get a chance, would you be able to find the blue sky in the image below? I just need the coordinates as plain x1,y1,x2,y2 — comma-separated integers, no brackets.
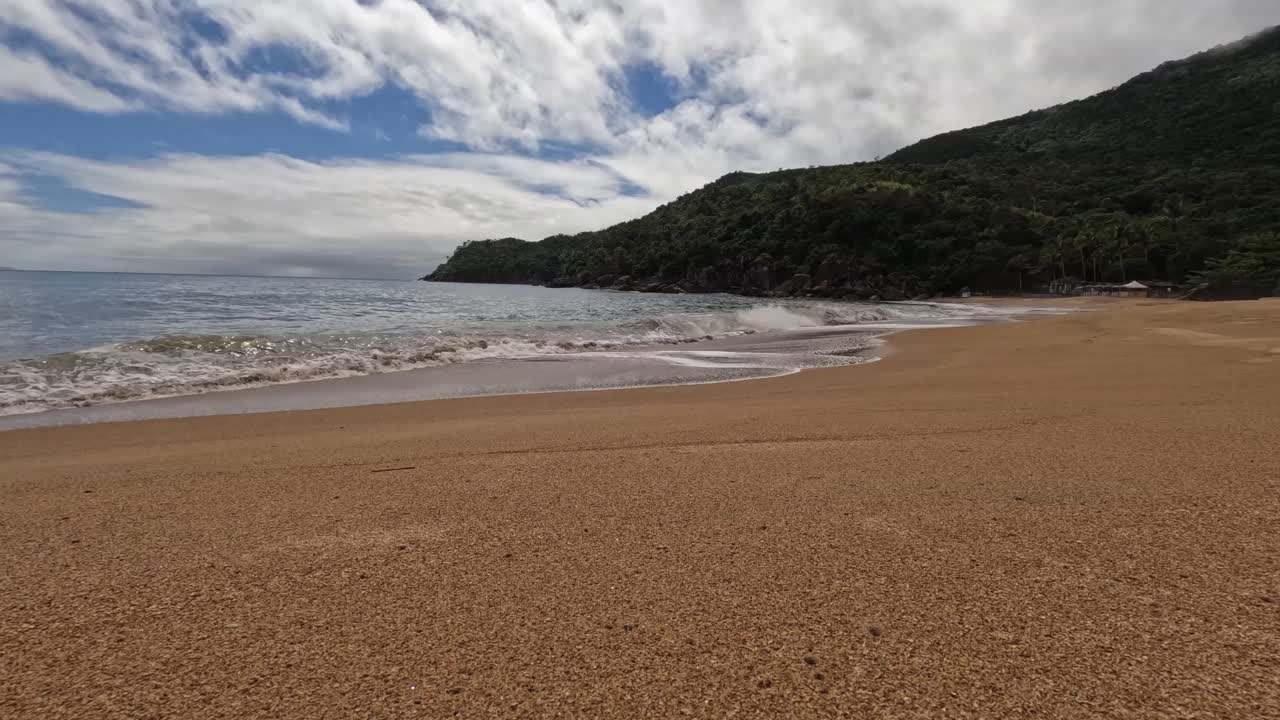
0,1,1275,278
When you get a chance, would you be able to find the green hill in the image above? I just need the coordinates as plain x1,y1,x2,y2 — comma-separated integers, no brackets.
425,28,1280,298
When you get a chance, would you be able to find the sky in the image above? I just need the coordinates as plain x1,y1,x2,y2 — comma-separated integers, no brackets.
0,1,1276,279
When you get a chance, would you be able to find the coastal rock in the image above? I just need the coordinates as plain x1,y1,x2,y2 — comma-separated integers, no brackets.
772,273,813,296
808,282,832,298
850,284,878,300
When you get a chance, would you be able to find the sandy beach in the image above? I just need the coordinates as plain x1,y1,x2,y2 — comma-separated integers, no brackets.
2,298,1277,718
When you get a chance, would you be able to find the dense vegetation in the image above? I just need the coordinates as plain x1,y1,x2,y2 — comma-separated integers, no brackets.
426,28,1280,298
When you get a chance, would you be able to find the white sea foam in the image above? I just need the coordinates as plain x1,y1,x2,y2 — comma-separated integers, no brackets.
0,300,1051,416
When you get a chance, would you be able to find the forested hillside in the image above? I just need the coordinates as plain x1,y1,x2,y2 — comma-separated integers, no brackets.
426,28,1280,298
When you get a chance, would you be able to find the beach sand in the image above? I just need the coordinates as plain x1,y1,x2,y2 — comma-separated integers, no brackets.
2,298,1278,718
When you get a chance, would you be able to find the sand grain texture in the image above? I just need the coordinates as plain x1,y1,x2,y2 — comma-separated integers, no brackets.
2,299,1278,718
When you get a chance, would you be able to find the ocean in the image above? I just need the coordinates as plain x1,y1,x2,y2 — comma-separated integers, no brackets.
0,271,1039,428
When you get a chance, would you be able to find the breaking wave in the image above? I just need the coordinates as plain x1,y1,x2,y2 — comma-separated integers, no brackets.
0,300,1028,416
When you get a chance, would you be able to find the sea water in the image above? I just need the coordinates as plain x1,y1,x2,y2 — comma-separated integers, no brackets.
0,271,1040,428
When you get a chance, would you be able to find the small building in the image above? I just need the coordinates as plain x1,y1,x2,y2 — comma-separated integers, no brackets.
1119,281,1149,297
1049,277,1082,296
1141,281,1181,299
1050,278,1185,298
1077,283,1123,296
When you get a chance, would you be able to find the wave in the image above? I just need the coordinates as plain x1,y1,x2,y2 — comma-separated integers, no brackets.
0,300,1031,415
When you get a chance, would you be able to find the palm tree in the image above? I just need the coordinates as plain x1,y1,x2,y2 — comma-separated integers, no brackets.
1109,221,1132,282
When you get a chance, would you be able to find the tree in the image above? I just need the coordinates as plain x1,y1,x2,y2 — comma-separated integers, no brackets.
1191,233,1280,289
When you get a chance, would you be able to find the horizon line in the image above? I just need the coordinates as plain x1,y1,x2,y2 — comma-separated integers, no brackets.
0,268,417,282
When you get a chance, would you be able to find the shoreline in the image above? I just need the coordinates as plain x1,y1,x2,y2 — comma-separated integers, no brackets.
0,297,1075,431
0,296,1103,438
3,297,1276,717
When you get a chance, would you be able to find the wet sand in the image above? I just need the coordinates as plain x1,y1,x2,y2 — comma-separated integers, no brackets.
0,324,886,431
2,298,1278,718
0,306,1013,431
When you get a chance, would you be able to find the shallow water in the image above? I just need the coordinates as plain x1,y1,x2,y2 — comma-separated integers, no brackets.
0,271,1052,428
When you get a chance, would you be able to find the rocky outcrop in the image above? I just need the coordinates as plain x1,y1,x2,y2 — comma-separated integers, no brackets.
530,268,920,300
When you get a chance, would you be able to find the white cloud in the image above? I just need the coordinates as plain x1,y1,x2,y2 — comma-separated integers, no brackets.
0,1,1275,275
0,46,136,112
4,1,1273,155
0,151,656,277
